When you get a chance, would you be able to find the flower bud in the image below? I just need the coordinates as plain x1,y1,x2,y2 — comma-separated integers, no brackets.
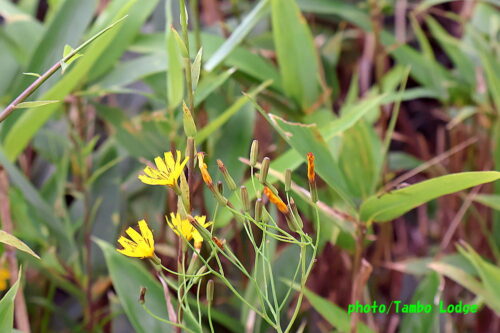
263,187,289,214
212,236,226,250
288,198,303,232
217,159,237,191
307,152,318,202
207,279,214,303
182,102,197,137
254,198,263,221
198,153,213,187
259,157,270,184
250,140,259,167
192,265,207,284
240,186,250,212
285,168,292,192
217,180,223,194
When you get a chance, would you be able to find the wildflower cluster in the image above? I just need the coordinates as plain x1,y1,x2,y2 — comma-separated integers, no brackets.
115,127,320,332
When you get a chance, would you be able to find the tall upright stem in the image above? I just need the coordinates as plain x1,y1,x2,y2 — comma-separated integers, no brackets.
180,0,194,112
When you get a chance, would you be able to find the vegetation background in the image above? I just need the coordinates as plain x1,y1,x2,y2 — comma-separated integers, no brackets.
0,0,499,332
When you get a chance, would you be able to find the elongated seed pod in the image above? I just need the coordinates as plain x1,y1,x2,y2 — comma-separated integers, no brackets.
241,186,250,212
285,168,292,192
250,140,259,167
259,157,270,184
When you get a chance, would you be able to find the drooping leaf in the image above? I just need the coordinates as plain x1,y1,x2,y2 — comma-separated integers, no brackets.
0,230,40,259
360,172,500,223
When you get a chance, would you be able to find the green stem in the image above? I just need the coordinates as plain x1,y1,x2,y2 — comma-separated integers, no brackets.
284,205,321,332
179,0,194,111
142,303,194,333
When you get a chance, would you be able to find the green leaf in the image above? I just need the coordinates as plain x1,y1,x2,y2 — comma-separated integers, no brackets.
338,121,381,199
380,31,452,100
296,0,371,31
271,0,321,110
96,239,175,332
195,80,271,144
7,0,96,99
165,0,183,110
429,261,500,314
360,172,500,223
96,239,202,332
320,94,386,136
3,11,129,161
204,0,270,71
191,47,203,91
386,254,475,276
194,67,236,106
473,194,500,211
257,110,353,208
94,104,171,159
22,72,41,78
400,273,441,332
86,0,160,80
0,148,73,251
14,100,60,109
166,26,184,109
302,287,374,333
0,267,22,332
426,16,475,87
60,44,83,73
457,243,500,311
91,54,166,92
0,230,40,259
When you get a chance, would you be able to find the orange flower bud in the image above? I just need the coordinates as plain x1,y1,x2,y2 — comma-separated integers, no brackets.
307,152,315,183
197,152,213,186
263,187,289,214
200,163,213,186
212,236,226,250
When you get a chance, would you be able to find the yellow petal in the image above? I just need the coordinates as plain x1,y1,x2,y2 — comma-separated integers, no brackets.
0,269,10,280
166,214,181,237
143,166,160,178
117,248,141,258
195,216,213,229
118,236,137,250
192,230,203,247
164,152,175,170
139,175,167,185
138,219,154,248
125,227,147,247
154,156,168,173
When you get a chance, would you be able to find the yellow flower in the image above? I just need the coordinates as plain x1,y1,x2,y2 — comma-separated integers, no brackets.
0,268,10,291
167,213,213,249
117,220,155,258
138,151,188,187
